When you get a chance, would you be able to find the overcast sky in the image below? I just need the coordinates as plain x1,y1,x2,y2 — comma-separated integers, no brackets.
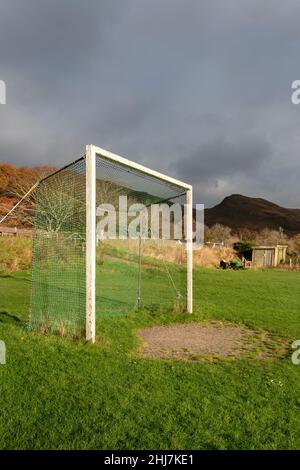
0,0,300,208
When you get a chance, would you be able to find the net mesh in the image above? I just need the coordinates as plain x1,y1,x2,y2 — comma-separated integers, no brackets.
30,152,188,337
95,153,187,318
30,158,86,336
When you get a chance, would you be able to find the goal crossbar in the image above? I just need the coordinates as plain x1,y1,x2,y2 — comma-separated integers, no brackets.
91,145,192,191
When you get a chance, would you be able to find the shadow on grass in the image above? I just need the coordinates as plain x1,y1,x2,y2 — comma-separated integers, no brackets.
0,272,31,282
0,311,22,324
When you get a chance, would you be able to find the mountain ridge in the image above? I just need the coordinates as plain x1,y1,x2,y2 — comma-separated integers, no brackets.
204,194,300,234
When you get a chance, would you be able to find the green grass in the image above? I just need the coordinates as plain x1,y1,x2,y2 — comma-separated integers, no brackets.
0,266,300,449
194,268,300,337
0,237,31,272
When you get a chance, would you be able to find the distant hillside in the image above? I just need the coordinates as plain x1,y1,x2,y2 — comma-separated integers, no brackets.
204,194,300,235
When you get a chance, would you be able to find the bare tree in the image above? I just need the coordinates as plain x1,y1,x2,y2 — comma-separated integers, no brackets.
5,166,56,227
255,227,289,246
205,223,231,244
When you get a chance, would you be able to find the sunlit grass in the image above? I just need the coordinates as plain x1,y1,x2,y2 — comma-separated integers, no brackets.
0,266,299,449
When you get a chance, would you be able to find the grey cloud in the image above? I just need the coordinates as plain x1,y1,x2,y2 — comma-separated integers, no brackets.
0,0,300,208
174,138,272,183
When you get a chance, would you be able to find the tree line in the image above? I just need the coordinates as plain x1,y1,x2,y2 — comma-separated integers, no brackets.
205,223,300,264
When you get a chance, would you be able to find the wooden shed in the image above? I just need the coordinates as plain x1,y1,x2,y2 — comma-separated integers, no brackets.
252,245,288,268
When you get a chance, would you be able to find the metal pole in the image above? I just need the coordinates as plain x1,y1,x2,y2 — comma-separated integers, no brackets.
86,145,96,343
136,236,142,310
186,188,193,313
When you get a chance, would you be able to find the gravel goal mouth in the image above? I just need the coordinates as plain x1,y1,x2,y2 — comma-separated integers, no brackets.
137,321,288,362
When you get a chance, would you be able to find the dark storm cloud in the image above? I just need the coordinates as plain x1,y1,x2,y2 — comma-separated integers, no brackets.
1,0,300,207
174,138,272,183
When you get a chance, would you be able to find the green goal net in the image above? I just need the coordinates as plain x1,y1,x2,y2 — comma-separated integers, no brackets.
30,147,192,339
30,158,86,336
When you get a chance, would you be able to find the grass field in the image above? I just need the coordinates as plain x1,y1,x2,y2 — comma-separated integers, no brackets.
0,264,300,449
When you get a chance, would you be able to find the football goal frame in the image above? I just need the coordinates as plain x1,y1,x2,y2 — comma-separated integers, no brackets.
86,145,193,343
30,144,193,343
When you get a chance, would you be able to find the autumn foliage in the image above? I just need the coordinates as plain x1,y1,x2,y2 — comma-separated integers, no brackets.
0,163,56,227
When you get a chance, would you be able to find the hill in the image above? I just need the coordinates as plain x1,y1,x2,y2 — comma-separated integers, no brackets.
204,194,300,235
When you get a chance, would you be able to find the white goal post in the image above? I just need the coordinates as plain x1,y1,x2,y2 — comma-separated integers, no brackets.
85,144,193,343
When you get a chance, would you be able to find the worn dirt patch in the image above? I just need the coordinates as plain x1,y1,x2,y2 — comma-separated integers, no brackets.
137,322,288,361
